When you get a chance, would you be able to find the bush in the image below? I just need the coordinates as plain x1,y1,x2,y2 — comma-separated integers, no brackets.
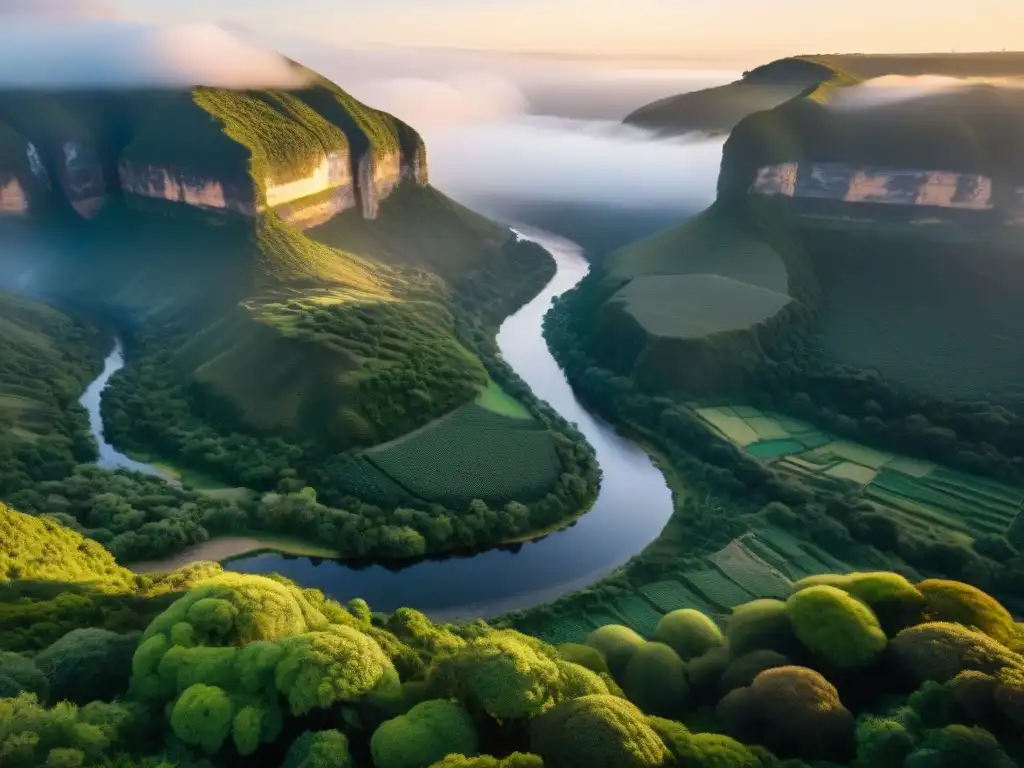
717,666,856,761
429,755,543,768
557,643,611,676
652,609,724,661
427,630,562,720
854,716,916,768
371,699,479,768
918,580,1016,645
686,647,731,701
907,724,1017,768
725,599,796,657
891,622,1024,683
622,642,689,717
841,572,926,635
169,683,234,755
786,585,887,669
0,651,48,701
720,650,790,694
555,659,610,699
530,694,670,768
586,625,646,680
283,729,354,768
35,628,138,704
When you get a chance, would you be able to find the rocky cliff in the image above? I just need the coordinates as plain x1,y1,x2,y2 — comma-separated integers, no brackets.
0,76,429,230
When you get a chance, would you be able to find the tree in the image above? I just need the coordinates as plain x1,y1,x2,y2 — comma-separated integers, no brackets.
427,630,562,721
275,628,396,715
530,695,670,768
0,652,48,701
652,609,724,661
717,666,856,761
283,729,354,768
370,700,479,768
169,684,234,755
786,585,887,669
35,628,138,704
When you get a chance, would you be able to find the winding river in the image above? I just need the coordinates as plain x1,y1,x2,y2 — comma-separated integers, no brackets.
83,228,675,620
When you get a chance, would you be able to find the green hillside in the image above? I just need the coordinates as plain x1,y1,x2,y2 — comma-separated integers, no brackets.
0,59,597,560
625,51,1024,136
0,294,103,499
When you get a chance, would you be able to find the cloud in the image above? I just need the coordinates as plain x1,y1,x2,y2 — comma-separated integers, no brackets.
0,0,114,17
270,40,728,220
827,74,1024,110
0,20,310,89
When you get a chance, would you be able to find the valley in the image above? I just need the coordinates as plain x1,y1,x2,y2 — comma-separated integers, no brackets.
3,25,1024,768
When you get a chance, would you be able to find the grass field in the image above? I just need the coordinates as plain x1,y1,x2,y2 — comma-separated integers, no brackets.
475,379,531,419
364,403,560,506
611,274,791,340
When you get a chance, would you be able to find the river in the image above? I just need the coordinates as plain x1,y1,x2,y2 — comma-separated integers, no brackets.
82,228,675,620
79,340,174,480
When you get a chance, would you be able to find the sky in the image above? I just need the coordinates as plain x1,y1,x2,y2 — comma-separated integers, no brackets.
107,0,1024,64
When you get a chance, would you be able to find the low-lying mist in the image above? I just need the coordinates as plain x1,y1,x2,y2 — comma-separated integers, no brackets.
280,41,732,253
827,74,1024,110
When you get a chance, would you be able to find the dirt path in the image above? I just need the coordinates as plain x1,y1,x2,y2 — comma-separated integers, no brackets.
129,536,336,573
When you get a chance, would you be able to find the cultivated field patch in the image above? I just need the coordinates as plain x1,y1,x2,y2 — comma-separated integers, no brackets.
365,402,560,506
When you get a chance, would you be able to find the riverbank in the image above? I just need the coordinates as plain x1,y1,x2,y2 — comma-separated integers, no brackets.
128,533,339,573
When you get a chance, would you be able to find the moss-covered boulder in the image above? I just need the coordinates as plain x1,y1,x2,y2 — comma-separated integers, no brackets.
719,650,790,694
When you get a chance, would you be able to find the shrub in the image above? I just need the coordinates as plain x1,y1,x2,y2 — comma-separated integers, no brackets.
557,643,611,675
622,642,689,717
918,580,1016,645
530,694,670,768
786,585,887,668
429,755,543,768
586,625,646,680
427,630,562,720
717,666,856,761
994,666,1024,728
891,622,1024,683
169,684,234,755
283,729,354,768
35,628,138,704
275,627,395,715
555,659,610,699
686,647,731,700
0,651,48,700
652,609,724,660
371,699,479,768
725,599,796,656
843,572,926,635
854,716,916,768
947,670,999,724
720,650,790,694
907,724,1016,768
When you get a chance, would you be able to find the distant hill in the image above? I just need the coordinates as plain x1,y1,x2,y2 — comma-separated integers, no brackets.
624,51,1024,136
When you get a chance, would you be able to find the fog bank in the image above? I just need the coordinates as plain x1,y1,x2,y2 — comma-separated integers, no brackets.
0,20,308,88
827,74,1024,109
279,40,730,250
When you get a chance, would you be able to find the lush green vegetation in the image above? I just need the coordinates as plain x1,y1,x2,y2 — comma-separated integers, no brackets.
0,294,103,500
3,502,1024,767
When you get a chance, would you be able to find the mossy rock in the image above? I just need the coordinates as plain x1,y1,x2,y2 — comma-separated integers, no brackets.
621,642,690,717
725,599,796,657
586,625,647,681
918,579,1016,645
